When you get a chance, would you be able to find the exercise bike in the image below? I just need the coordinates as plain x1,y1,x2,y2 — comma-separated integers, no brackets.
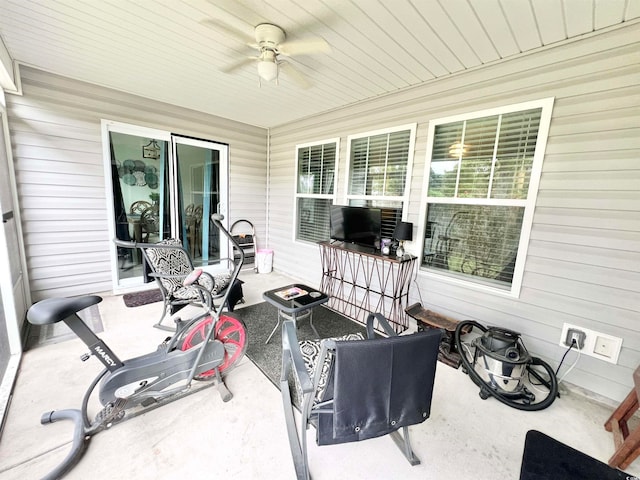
26,214,248,479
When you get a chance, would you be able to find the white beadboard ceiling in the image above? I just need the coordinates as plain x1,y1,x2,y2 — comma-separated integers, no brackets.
0,0,638,128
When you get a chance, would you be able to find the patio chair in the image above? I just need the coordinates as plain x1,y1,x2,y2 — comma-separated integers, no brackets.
281,312,442,480
139,238,243,330
139,205,160,243
185,204,203,257
130,200,152,215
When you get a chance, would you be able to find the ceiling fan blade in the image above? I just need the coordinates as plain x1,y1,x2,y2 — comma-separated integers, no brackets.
278,38,331,56
279,61,312,89
221,56,258,74
200,19,254,46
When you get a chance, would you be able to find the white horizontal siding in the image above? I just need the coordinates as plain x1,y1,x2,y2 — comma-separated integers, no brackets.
7,67,267,301
267,23,640,401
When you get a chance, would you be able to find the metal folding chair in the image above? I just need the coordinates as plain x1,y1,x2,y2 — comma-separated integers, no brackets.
281,312,442,480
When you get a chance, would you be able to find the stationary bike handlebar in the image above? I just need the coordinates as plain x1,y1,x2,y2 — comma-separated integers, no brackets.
212,214,245,291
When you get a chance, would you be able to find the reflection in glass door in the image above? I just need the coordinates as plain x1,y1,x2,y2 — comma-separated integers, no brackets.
108,130,170,287
104,122,228,291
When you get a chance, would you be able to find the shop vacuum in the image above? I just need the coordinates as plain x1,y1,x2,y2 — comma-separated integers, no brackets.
454,321,558,411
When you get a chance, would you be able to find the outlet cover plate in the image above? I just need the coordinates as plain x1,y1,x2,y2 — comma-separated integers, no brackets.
593,334,623,363
559,323,622,364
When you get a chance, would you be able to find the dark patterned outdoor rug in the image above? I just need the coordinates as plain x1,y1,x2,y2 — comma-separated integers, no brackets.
229,301,367,388
123,289,164,307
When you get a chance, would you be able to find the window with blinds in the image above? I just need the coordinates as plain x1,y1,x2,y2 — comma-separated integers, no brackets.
422,99,553,294
349,129,411,197
295,140,338,243
346,124,416,239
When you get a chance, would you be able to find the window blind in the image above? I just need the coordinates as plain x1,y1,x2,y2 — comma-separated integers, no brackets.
296,141,337,243
423,106,545,289
298,143,336,195
349,130,410,197
428,108,542,201
297,198,332,243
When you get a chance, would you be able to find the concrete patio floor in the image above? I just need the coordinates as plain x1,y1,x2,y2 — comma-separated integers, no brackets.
0,270,635,479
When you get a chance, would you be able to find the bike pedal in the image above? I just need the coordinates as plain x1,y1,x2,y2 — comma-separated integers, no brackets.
95,398,127,426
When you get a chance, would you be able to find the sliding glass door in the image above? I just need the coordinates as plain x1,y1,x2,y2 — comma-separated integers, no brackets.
103,122,229,291
173,136,228,267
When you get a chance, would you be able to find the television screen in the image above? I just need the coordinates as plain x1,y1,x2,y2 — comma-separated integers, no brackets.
330,205,382,249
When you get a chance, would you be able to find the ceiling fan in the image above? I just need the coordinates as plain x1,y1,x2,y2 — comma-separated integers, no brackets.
204,21,331,88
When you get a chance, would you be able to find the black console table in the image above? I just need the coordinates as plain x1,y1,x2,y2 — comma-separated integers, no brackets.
318,241,417,333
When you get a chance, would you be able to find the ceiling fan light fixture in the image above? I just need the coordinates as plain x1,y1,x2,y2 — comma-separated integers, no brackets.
257,58,278,82
217,22,324,87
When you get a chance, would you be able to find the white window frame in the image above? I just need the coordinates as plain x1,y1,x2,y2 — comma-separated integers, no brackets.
417,98,554,298
344,123,417,219
293,137,339,245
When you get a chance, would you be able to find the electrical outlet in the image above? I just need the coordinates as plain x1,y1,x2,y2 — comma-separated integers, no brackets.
559,323,623,364
565,328,586,349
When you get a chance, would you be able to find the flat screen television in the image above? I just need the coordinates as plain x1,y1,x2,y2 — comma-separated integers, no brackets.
330,205,382,249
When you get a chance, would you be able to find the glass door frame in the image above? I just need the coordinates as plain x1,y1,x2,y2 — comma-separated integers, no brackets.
0,108,25,432
171,134,229,267
102,120,229,294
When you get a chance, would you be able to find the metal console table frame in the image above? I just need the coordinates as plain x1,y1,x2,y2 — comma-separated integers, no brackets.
318,241,417,333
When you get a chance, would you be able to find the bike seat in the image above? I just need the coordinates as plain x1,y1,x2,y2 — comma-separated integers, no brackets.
27,295,103,326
